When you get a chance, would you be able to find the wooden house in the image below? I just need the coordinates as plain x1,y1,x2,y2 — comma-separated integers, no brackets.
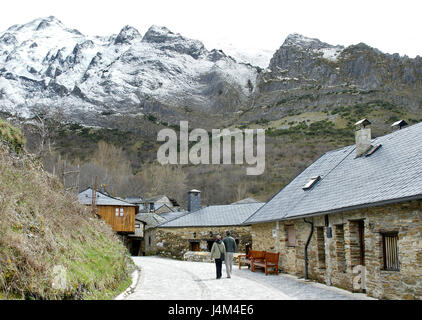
78,188,136,233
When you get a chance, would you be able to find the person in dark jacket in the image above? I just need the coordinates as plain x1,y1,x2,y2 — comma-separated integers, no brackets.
223,230,237,278
210,235,226,279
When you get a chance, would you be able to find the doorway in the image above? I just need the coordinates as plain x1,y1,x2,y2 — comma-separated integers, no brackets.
358,220,365,266
207,240,214,252
130,239,142,256
190,241,200,251
350,220,365,267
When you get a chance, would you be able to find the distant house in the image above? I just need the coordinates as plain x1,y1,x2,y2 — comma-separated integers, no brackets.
123,194,183,255
125,196,143,207
78,187,136,234
148,190,264,258
135,209,189,256
243,120,422,300
143,195,172,211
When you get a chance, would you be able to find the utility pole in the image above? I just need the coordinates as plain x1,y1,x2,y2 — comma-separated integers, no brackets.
92,176,98,215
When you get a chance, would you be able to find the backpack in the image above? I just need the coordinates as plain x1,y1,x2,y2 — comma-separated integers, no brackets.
217,243,225,262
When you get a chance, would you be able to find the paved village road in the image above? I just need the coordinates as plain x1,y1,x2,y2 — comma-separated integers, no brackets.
125,256,372,300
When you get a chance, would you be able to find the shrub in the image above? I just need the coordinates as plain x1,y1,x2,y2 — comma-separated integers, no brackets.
0,119,25,154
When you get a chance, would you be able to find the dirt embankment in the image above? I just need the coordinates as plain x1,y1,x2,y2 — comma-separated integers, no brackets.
0,119,133,299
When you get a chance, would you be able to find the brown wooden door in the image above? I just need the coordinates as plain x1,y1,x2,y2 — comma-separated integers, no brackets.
191,242,200,251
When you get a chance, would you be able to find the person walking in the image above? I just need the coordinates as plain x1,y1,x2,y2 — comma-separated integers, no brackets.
223,230,237,278
210,235,226,279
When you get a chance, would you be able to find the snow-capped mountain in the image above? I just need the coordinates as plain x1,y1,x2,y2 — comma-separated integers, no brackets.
0,16,258,120
1,17,421,125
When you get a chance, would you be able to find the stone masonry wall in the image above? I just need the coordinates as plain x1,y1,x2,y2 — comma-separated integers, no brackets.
149,226,252,259
251,200,422,300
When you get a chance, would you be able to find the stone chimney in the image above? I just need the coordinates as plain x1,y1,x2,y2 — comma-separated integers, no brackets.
354,119,372,158
187,189,201,212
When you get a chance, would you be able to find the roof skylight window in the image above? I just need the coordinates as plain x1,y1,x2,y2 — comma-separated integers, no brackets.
302,176,321,190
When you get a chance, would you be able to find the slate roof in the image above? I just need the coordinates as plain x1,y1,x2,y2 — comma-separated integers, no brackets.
159,210,189,222
135,212,167,230
125,197,143,204
78,188,136,207
154,203,173,211
159,202,264,227
244,121,422,224
138,202,173,213
231,197,260,204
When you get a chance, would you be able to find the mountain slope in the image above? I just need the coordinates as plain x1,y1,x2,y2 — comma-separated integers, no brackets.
250,33,422,123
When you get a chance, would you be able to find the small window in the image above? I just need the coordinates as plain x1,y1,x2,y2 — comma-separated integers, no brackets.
302,176,321,190
120,208,124,217
135,223,140,229
382,233,399,271
286,225,296,247
115,208,119,217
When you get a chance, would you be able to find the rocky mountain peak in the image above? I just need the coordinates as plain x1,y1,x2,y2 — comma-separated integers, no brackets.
268,33,345,70
142,25,206,59
142,25,174,43
35,16,63,30
283,33,343,51
114,25,142,45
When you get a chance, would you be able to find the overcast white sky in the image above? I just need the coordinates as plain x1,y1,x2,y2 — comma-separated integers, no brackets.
1,0,421,57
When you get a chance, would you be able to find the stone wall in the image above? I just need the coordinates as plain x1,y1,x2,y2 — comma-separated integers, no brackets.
250,200,422,300
146,226,252,258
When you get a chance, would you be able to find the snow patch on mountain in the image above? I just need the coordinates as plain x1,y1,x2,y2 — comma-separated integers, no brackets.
206,41,273,68
283,33,344,61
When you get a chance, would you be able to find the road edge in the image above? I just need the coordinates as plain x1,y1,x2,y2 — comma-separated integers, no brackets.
114,265,141,300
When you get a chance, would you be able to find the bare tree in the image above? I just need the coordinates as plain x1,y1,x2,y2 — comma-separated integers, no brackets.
29,106,64,157
137,162,188,206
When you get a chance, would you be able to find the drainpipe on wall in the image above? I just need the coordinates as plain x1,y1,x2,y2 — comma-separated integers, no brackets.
304,218,314,281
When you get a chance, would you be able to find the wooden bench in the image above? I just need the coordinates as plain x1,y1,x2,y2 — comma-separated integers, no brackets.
238,249,265,270
252,251,280,276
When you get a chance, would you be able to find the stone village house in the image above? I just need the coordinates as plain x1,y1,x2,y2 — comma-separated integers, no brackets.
242,119,422,300
144,190,264,260
135,209,187,256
